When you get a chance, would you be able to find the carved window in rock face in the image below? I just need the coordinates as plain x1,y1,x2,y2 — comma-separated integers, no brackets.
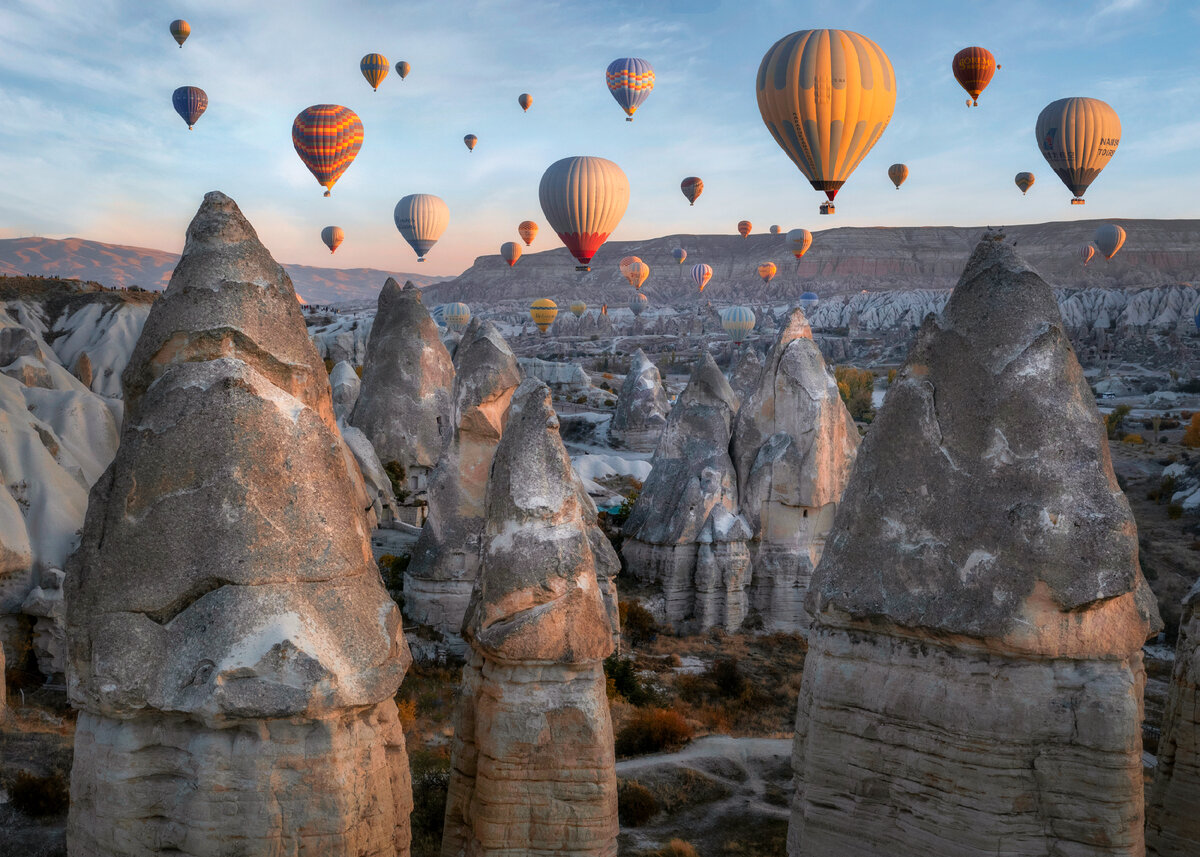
409,475,420,491
437,415,444,436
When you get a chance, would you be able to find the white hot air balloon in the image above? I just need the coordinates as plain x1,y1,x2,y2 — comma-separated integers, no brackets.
394,194,449,261
538,156,630,271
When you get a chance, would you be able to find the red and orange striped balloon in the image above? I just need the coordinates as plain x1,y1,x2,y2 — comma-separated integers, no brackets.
292,105,364,197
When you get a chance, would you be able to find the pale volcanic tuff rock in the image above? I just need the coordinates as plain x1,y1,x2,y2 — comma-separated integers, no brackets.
65,193,413,857
329,359,361,419
1147,579,1200,856
789,235,1162,857
608,348,669,451
727,346,764,406
350,277,454,525
442,378,619,857
731,310,858,633
405,319,522,650
622,353,752,632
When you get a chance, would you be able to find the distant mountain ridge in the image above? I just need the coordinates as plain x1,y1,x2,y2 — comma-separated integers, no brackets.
423,219,1200,307
0,237,450,304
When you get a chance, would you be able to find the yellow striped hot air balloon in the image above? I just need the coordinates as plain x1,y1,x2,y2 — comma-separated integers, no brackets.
570,301,587,319
360,54,389,91
444,302,471,331
627,260,650,289
757,262,777,283
1036,97,1120,204
518,221,538,246
721,306,756,343
757,29,896,215
530,298,558,332
787,228,813,260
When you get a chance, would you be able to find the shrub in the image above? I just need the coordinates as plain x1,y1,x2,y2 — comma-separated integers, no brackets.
378,553,409,596
1183,414,1200,449
384,460,409,501
323,357,334,373
617,779,658,826
605,654,655,706
9,770,69,817
706,658,746,699
651,840,699,857
834,366,875,421
354,365,363,378
1122,433,1145,444
619,599,657,646
1106,404,1132,439
1168,504,1184,520
410,768,450,854
615,708,693,757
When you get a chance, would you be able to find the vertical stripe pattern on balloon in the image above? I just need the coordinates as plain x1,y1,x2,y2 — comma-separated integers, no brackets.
292,105,365,195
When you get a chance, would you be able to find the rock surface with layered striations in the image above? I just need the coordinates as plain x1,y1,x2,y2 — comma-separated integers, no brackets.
65,192,414,857
441,378,618,857
622,353,751,632
405,319,522,652
789,234,1162,857
731,309,858,633
350,278,454,525
608,348,669,451
1147,579,1200,856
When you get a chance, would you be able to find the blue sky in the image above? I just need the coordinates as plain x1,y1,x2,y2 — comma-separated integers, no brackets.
0,0,1197,276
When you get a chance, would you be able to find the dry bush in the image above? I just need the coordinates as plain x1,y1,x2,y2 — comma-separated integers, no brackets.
8,770,69,818
618,779,658,826
1184,413,1200,448
615,707,693,757
652,840,699,857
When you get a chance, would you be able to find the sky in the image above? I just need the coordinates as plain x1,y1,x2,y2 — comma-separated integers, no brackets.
1,0,1198,277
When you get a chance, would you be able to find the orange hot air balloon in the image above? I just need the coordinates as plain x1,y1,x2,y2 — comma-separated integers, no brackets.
952,47,997,107
757,262,777,283
627,260,650,289
1079,244,1095,266
619,256,641,279
888,163,908,189
1014,172,1035,195
681,176,703,206
501,241,522,267
464,134,478,152
292,105,364,197
738,220,752,238
518,93,533,112
518,221,538,246
786,228,813,260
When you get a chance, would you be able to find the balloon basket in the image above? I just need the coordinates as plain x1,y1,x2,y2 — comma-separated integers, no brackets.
576,265,591,272
820,202,835,215
1071,198,1085,205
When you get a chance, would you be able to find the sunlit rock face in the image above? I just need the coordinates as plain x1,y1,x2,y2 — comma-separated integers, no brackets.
350,277,454,525
442,378,618,857
405,319,521,652
730,309,858,633
622,353,751,632
609,348,669,451
1147,580,1200,857
789,234,1161,857
66,192,413,857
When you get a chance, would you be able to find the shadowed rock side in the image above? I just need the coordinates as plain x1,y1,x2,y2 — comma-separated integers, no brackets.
330,359,361,420
405,319,522,652
609,348,669,451
349,278,454,525
622,353,752,633
1147,580,1200,856
727,346,764,406
731,310,858,633
65,192,413,857
789,234,1162,857
442,378,618,857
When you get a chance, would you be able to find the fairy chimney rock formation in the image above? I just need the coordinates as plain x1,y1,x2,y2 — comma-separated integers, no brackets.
728,346,764,405
731,309,858,632
1147,579,1200,856
405,319,522,651
441,378,618,857
789,234,1161,857
622,352,751,632
329,359,361,419
609,348,669,451
66,192,414,857
350,277,454,525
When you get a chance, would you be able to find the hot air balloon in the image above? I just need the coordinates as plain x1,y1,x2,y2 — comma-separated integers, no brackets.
519,93,533,112
1079,245,1095,266
721,306,756,343
787,228,813,260
692,263,712,293
1036,97,1121,204
1015,172,1036,195
321,226,344,255
530,298,558,332
1094,224,1126,260
606,57,655,121
394,194,449,261
464,134,478,152
757,29,896,214
396,61,411,80
360,54,389,91
799,292,819,313
570,301,587,319
952,47,997,106
888,163,908,189
681,176,703,206
757,262,777,284
770,225,781,235
627,260,650,290
292,105,364,197
444,302,471,331
518,221,538,246
630,293,648,317
172,86,207,129
169,19,190,47
501,241,522,267
619,256,641,279
672,248,687,265
738,221,753,238
539,156,630,271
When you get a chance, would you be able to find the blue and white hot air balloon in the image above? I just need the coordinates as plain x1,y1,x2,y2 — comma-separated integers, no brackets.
606,57,655,121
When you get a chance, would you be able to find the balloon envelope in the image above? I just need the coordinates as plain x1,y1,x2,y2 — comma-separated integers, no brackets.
629,293,648,317
1036,97,1120,202
321,226,344,254
757,262,777,283
394,194,449,261
757,29,896,208
1079,245,1095,266
464,134,478,151
501,241,522,267
721,306,755,342
538,156,630,270
787,228,813,260
1015,172,1036,194
530,298,558,332
672,248,687,264
627,260,650,289
681,176,703,205
799,291,819,311
1094,224,1126,260
952,46,996,106
619,256,642,279
692,263,713,293
292,105,364,196
396,61,411,79
172,86,207,129
360,54,389,90
738,221,752,238
444,302,471,331
169,19,190,47
888,163,908,189
770,225,781,235
518,221,538,246
606,57,655,120
570,301,587,319
519,93,533,112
